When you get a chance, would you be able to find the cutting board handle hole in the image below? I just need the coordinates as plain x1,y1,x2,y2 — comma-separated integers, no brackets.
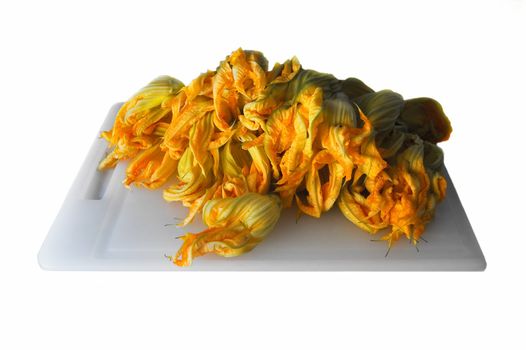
84,165,114,200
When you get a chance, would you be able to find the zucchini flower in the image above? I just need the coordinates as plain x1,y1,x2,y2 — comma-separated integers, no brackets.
169,193,282,266
213,49,269,131
123,143,177,189
162,96,215,156
296,150,345,217
274,85,324,207
238,132,271,195
380,140,431,247
267,56,301,85
163,148,217,226
99,76,184,170
352,90,404,134
399,98,452,143
337,138,392,234
161,71,215,161
220,140,251,197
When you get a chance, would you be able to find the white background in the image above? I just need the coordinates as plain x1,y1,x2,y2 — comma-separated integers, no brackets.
1,0,525,349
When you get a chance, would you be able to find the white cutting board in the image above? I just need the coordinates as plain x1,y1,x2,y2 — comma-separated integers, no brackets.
38,103,486,271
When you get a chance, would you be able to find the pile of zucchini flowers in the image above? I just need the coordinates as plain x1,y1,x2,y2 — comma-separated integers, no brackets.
99,49,452,266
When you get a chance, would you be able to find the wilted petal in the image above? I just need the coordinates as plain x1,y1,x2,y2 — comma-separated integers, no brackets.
338,179,390,234
267,56,301,85
212,58,239,130
239,132,271,194
220,140,251,197
229,48,268,99
263,106,296,178
296,151,344,217
123,143,177,189
164,96,214,143
189,111,214,175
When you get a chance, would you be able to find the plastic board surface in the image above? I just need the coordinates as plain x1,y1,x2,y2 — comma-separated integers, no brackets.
38,104,486,271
